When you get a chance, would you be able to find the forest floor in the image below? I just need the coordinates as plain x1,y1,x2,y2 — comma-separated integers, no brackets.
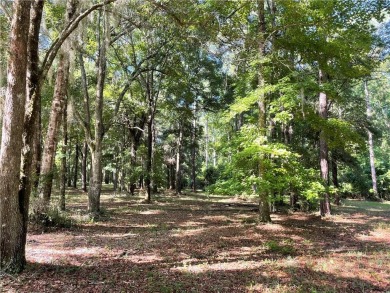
1,188,389,293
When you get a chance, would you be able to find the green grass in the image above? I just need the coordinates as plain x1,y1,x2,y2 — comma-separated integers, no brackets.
339,199,390,212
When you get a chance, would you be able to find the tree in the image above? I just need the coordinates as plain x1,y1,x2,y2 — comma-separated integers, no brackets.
0,0,31,273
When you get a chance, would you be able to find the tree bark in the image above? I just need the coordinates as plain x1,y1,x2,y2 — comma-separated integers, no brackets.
257,0,271,223
365,79,378,198
0,0,31,273
87,7,109,215
73,143,79,188
145,118,153,202
175,123,183,195
191,107,197,192
81,141,88,192
59,100,68,211
319,69,331,216
38,51,70,206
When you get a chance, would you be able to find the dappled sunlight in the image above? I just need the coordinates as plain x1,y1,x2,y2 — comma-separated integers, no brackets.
173,259,264,274
171,227,207,238
139,209,163,215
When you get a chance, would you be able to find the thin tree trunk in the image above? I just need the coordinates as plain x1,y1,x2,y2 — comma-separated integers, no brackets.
319,69,331,216
73,143,79,188
205,116,209,168
191,107,197,192
145,119,153,202
331,153,340,205
81,141,88,192
365,79,378,198
59,100,68,211
0,0,31,273
175,124,183,195
257,0,271,223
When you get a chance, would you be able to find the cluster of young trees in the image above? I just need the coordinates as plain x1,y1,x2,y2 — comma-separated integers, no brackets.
0,0,389,273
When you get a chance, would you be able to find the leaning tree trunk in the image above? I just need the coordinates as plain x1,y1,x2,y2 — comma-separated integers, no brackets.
319,69,331,216
257,0,271,223
365,79,378,199
38,51,70,207
0,0,31,273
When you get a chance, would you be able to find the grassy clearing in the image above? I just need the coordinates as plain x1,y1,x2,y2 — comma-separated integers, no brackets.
1,187,389,292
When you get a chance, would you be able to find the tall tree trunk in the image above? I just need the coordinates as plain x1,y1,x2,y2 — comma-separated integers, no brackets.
191,107,197,192
145,118,153,202
88,8,109,215
0,0,31,273
175,124,183,195
38,0,76,209
365,79,378,198
205,116,209,168
257,0,271,223
319,69,331,216
81,141,88,192
59,100,68,211
73,143,79,188
39,51,70,206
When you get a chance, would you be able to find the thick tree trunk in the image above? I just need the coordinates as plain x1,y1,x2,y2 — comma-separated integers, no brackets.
38,0,76,208
319,69,331,216
257,0,271,223
39,52,70,206
59,100,68,211
365,80,378,198
88,150,102,214
0,0,31,273
87,7,109,215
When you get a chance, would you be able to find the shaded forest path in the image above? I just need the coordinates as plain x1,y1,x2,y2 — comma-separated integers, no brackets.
1,190,389,292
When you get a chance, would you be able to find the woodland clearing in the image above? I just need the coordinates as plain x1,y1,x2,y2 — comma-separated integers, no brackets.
1,188,389,293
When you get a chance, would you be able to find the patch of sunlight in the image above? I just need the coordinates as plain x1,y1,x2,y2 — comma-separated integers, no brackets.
173,260,263,274
126,253,163,264
97,232,138,239
179,221,207,227
139,209,163,215
28,247,104,263
171,227,206,238
199,215,230,221
247,283,300,293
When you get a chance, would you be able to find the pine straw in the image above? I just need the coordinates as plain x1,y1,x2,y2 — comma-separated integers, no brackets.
1,192,389,292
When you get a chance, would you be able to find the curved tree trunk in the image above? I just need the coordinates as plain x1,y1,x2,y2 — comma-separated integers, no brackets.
0,0,31,273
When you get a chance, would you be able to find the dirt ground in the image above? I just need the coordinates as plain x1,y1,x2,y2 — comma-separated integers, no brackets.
1,189,389,292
